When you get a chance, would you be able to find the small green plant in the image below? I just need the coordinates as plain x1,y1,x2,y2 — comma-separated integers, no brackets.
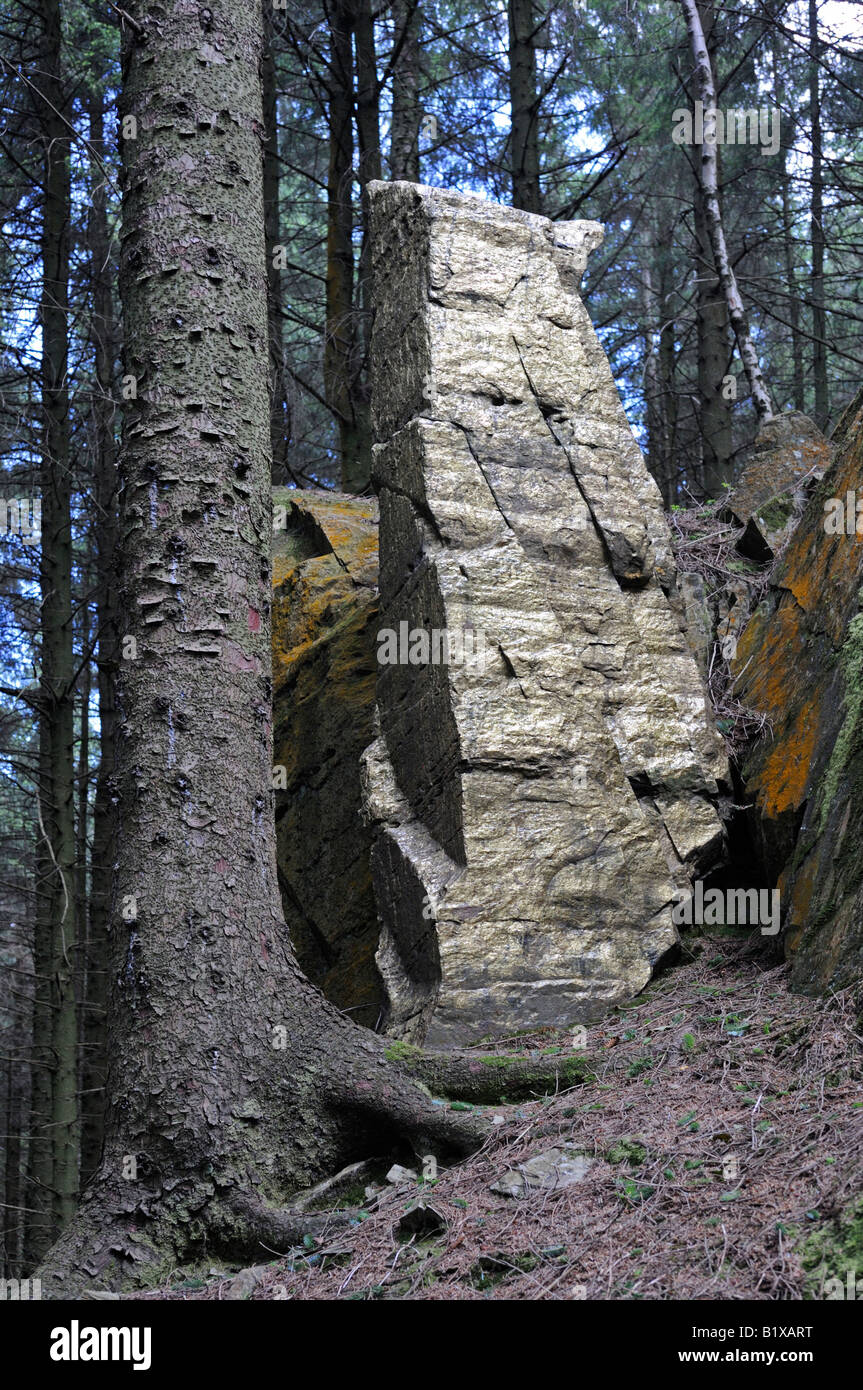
607,1138,648,1166
617,1177,655,1206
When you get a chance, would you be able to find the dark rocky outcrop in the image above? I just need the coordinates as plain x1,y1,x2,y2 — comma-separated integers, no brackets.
271,488,382,1026
721,411,831,564
733,388,863,993
269,197,863,1041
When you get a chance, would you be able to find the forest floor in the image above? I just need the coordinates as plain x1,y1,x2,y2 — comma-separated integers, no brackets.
140,933,863,1302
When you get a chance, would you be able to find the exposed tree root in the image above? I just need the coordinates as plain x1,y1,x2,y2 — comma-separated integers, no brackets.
211,1193,355,1255
37,1025,592,1296
385,1042,593,1104
289,1159,377,1214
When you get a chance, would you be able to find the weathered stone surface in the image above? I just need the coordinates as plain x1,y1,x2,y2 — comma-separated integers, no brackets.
221,1264,270,1300
722,412,831,564
733,387,863,993
364,182,728,1045
678,571,713,679
490,1148,592,1197
272,488,382,1026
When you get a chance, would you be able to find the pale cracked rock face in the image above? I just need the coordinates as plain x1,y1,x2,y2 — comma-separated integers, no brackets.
363,182,728,1045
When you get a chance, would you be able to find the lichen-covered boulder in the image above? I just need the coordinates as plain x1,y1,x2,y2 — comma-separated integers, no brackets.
722,412,831,564
271,488,381,1026
733,388,863,992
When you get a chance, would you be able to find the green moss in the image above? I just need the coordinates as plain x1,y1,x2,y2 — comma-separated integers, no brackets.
387,1042,592,1103
757,497,794,532
627,1056,653,1078
606,1138,648,1166
469,1251,539,1289
616,1177,655,1204
800,1197,863,1297
816,613,863,833
384,1040,421,1063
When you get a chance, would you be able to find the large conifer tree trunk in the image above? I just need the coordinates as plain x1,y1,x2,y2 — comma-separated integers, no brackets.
262,1,290,482
41,0,573,1296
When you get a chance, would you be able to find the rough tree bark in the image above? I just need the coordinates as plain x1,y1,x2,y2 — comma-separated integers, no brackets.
262,1,290,484
808,0,828,428
324,0,370,492
38,0,579,1296
679,0,774,426
772,34,805,413
81,88,119,1190
508,0,541,213
27,0,78,1266
390,0,421,181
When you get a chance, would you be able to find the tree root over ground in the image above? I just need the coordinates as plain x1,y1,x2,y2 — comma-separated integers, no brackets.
105,941,863,1303
36,1040,590,1296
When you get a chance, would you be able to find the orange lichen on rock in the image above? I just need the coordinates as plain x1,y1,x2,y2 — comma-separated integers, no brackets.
734,594,824,821
732,388,863,995
271,488,382,1025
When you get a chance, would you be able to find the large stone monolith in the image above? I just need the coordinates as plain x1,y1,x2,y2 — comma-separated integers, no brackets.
363,183,728,1044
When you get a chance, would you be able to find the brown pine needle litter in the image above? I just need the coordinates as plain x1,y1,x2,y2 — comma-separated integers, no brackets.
144,936,863,1302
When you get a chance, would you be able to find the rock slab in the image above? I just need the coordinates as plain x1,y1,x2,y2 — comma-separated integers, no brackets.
272,488,382,1026
364,182,728,1045
722,412,831,564
734,388,863,993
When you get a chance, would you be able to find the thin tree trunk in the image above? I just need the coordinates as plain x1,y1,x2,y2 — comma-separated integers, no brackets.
686,0,730,499
639,253,671,506
809,0,828,427
658,237,680,504
81,91,118,1189
75,609,90,961
679,0,774,425
772,34,805,413
28,0,78,1266
325,0,368,492
508,0,541,212
4,1061,23,1274
353,0,380,491
74,603,90,1186
694,181,732,496
390,0,421,181
780,173,805,413
354,0,381,189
